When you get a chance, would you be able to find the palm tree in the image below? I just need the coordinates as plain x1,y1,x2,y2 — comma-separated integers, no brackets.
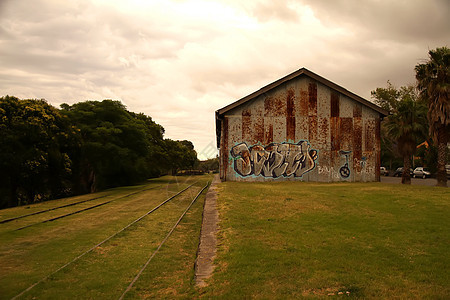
384,97,427,184
415,47,450,187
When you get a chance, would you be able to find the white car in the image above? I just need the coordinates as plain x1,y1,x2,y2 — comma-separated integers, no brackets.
413,167,431,179
380,167,389,176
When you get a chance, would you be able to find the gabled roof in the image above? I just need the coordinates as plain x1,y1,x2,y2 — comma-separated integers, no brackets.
216,67,388,116
215,68,388,147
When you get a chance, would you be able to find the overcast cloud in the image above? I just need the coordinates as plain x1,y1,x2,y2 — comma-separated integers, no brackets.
1,0,449,159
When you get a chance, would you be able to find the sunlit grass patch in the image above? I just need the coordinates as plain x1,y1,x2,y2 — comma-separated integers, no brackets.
204,181,449,299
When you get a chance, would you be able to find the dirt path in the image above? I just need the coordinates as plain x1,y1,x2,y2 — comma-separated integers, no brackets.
195,174,220,287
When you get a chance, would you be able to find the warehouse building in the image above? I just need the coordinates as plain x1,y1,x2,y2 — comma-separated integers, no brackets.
215,68,388,182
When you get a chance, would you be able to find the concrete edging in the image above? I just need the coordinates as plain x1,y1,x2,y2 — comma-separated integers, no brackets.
195,174,220,287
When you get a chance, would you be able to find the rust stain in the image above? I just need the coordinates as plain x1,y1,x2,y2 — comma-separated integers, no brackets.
375,117,381,181
286,89,296,141
308,82,317,115
318,117,328,148
300,90,308,116
340,117,353,149
273,96,285,117
375,117,381,151
365,120,375,150
242,108,251,117
254,116,264,144
330,117,340,151
221,117,229,180
264,95,286,117
295,115,308,142
242,108,251,141
264,96,273,117
331,92,340,118
308,82,318,143
353,117,362,172
287,89,296,115
308,115,317,143
265,123,273,144
353,104,362,118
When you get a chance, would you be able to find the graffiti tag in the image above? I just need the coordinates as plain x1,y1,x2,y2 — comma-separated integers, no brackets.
339,150,352,178
230,141,318,178
318,166,341,179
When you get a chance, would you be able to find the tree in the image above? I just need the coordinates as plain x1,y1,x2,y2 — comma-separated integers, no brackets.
163,139,198,175
384,96,427,184
415,47,450,187
371,80,401,112
371,83,424,172
1,96,197,208
198,157,219,173
130,112,167,178
0,96,75,207
61,100,153,192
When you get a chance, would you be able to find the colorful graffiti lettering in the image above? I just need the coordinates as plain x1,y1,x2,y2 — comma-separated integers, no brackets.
230,141,318,178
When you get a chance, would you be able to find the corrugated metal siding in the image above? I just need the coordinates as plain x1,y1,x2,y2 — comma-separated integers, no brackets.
219,77,382,182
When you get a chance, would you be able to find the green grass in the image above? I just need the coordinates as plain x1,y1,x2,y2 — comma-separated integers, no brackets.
1,178,449,299
203,182,449,299
0,175,211,299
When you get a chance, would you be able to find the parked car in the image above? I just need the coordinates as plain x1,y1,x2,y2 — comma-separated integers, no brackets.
393,167,413,177
380,167,389,176
413,167,431,179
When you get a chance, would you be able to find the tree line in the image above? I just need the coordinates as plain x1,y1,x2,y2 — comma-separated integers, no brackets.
372,46,449,186
0,97,198,208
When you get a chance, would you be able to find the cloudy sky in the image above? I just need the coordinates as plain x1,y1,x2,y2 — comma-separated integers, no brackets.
1,0,449,159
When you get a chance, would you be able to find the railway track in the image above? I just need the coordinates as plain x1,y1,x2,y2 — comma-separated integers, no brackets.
0,194,111,224
9,180,210,300
1,177,194,231
0,184,167,226
12,185,163,231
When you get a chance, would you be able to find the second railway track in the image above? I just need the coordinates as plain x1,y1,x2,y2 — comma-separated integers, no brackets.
1,177,195,232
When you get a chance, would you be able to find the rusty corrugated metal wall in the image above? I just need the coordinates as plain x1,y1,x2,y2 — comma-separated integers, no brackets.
219,76,381,182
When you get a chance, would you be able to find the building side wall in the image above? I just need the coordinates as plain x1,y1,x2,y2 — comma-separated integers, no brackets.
219,77,381,182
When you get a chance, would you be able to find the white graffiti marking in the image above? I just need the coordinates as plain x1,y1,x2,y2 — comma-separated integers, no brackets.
318,166,341,179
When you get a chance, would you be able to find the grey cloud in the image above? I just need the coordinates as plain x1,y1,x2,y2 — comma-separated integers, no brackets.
301,0,450,43
250,0,300,22
1,0,449,159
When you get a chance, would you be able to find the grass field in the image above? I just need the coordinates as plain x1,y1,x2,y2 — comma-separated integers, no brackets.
0,175,211,299
1,178,449,299
204,181,449,299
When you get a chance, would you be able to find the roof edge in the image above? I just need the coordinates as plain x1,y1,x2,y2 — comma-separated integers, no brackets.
216,68,389,117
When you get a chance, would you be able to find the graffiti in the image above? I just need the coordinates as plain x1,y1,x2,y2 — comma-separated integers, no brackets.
318,166,341,179
339,150,351,178
230,141,318,178
360,156,367,169
354,156,377,176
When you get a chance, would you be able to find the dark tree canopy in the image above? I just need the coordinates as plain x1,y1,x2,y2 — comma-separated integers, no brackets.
0,97,198,208
0,96,76,207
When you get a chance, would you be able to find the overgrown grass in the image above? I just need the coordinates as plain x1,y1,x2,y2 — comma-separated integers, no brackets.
0,175,211,299
1,178,448,299
203,182,449,299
